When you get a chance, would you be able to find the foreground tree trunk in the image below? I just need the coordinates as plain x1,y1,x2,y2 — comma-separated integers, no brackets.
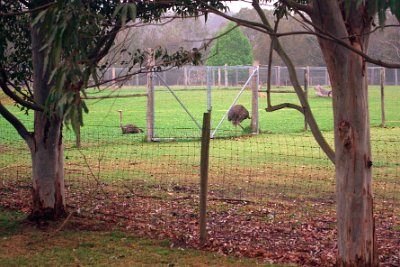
30,116,66,219
28,10,66,220
310,2,377,265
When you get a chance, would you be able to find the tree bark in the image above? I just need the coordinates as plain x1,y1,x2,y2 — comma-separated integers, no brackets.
310,2,377,265
29,8,66,220
30,116,66,219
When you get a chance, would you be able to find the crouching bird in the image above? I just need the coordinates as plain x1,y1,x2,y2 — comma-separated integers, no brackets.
118,110,143,134
227,105,251,130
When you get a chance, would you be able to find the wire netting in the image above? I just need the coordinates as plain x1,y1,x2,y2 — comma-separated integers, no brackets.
1,121,399,211
1,65,400,264
1,119,399,264
100,66,400,87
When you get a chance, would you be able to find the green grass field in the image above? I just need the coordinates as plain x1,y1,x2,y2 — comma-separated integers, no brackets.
2,85,400,138
1,85,399,266
0,86,399,204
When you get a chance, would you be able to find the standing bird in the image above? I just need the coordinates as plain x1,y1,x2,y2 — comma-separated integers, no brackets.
227,105,251,130
117,110,143,134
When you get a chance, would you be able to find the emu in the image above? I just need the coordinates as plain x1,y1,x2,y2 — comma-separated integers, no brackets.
227,104,251,130
117,110,143,134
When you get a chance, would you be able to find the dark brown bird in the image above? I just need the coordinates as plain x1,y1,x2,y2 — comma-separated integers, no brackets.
118,110,143,134
227,105,251,130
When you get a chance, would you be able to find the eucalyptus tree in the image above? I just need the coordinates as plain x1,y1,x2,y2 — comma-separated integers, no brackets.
0,0,226,220
195,0,400,266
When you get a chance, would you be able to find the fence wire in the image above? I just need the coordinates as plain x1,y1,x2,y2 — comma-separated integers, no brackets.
100,66,400,88
2,63,400,265
1,124,398,210
1,122,399,265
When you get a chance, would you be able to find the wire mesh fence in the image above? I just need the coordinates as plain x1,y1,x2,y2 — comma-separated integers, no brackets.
100,65,400,88
1,64,400,264
1,123,398,211
1,120,399,264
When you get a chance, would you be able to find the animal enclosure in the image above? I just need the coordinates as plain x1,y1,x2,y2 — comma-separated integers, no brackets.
94,65,398,140
1,82,400,265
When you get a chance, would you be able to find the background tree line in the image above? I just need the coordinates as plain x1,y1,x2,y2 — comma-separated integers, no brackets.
111,8,400,67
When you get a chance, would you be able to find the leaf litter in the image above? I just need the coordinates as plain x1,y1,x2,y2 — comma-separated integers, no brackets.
0,180,398,266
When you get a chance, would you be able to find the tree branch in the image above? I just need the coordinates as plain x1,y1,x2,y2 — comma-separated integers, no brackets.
252,0,336,164
292,5,400,69
0,2,54,17
281,0,313,14
266,103,304,113
0,71,43,111
0,102,33,148
196,0,400,69
88,26,121,65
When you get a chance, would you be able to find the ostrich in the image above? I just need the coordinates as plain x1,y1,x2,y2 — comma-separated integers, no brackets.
117,110,143,134
227,104,251,130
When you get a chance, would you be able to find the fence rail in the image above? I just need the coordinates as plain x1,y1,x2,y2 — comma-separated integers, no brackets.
99,65,400,88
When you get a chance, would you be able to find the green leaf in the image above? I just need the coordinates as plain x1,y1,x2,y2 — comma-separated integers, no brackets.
389,0,400,20
120,4,128,26
344,0,352,18
32,9,47,26
128,3,137,21
81,100,89,114
112,4,123,19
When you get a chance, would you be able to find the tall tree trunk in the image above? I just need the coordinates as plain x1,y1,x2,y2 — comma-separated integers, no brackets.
310,2,377,265
30,116,66,219
29,8,66,220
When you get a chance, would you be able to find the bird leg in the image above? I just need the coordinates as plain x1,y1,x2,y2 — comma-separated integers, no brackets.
238,123,245,130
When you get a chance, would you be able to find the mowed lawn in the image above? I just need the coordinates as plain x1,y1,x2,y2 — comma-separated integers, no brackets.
1,85,399,203
0,86,399,266
1,85,399,138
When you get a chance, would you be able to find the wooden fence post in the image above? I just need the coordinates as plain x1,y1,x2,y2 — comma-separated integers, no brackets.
251,62,259,134
75,124,81,148
304,67,309,131
112,67,116,88
218,67,221,88
325,67,330,86
199,112,211,244
276,66,281,87
212,68,215,87
380,67,385,127
224,64,228,88
207,67,212,112
184,67,188,89
235,67,239,86
146,48,155,142
75,91,81,148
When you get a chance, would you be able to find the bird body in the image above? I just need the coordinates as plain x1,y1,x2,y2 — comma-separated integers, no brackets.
227,105,250,129
121,124,143,134
118,110,143,134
